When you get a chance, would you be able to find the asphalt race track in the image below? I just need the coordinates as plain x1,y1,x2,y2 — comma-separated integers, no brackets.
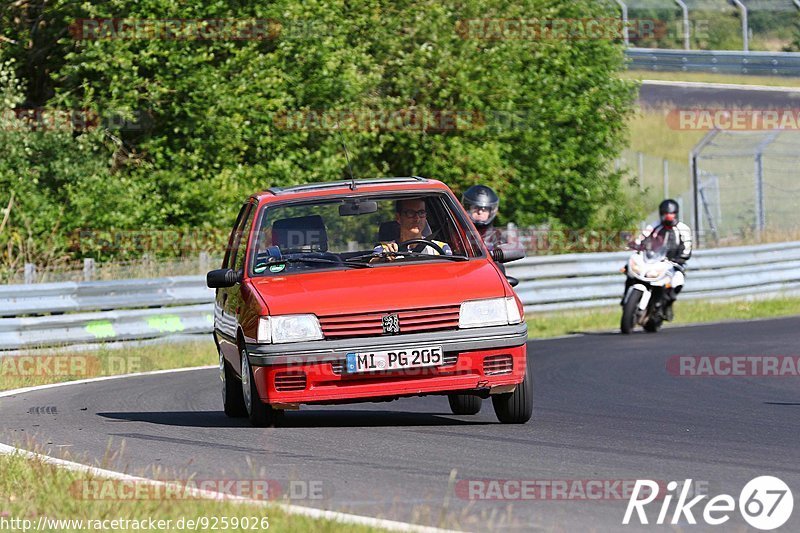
2,317,800,531
638,80,800,109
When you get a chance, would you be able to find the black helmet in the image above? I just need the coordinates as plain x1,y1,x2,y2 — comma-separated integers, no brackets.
462,185,499,227
659,199,679,226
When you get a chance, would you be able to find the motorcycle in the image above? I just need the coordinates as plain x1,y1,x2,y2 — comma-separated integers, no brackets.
620,238,676,334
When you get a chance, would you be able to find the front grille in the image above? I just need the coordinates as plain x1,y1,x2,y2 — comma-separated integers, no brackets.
318,305,460,339
330,353,458,375
483,354,513,375
274,372,307,391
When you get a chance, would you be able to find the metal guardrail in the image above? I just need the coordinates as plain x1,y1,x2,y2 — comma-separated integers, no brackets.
626,48,800,76
0,277,215,350
508,240,800,312
1,241,799,349
0,305,213,351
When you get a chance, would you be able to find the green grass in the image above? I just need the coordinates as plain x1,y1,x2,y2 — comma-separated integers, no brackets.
0,452,382,533
526,296,800,338
626,109,706,162
0,339,217,392
621,69,800,88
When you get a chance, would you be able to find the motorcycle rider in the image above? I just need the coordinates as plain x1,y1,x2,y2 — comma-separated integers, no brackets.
625,199,692,321
462,184,524,253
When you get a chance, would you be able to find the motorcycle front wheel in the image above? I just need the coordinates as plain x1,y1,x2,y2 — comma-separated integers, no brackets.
621,289,642,334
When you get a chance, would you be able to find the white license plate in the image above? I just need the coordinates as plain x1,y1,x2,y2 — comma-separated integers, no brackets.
345,346,444,373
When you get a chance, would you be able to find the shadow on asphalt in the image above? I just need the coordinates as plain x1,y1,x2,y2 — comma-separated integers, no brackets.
98,410,493,428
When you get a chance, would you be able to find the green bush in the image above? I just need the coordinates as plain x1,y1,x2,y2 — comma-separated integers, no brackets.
1,0,637,271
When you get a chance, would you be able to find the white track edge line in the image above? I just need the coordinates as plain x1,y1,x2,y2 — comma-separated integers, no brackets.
0,365,217,399
641,79,800,93
0,369,461,533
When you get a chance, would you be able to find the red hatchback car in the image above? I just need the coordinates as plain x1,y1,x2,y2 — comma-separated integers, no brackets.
207,177,531,426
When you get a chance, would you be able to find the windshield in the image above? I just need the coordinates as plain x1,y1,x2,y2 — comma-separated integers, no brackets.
640,234,668,263
249,192,482,276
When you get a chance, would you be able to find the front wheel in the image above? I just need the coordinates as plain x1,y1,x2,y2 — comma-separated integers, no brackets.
448,394,482,415
492,364,533,424
241,347,283,427
621,289,642,334
220,349,246,418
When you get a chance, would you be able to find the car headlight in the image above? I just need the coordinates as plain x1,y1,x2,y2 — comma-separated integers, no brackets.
257,315,323,344
459,297,522,329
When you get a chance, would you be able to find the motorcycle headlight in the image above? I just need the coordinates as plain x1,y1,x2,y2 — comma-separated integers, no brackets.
459,297,522,329
629,259,641,275
257,315,323,344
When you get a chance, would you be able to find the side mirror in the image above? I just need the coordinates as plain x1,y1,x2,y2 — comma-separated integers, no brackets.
490,244,525,264
506,276,519,288
207,268,242,288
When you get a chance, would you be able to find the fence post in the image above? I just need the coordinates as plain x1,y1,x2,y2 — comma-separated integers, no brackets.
690,129,722,250
674,0,690,50
662,158,669,198
731,0,748,53
753,131,778,242
83,258,95,282
199,252,209,273
637,152,644,191
24,263,36,284
614,0,630,47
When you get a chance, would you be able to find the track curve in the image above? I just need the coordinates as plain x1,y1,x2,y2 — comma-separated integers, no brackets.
2,317,800,531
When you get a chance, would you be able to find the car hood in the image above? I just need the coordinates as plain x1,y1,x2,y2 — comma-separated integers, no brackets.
249,259,505,316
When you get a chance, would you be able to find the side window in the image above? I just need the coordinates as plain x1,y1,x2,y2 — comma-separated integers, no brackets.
233,205,256,272
223,203,250,269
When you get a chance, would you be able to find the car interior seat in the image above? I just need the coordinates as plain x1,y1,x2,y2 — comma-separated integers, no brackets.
272,215,328,253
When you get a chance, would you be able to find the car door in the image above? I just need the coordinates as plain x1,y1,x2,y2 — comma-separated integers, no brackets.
215,201,254,364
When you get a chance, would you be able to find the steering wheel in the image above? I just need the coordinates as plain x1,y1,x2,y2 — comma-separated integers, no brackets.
397,239,446,255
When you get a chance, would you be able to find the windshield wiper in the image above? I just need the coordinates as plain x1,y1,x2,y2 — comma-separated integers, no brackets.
278,257,372,269
346,251,467,262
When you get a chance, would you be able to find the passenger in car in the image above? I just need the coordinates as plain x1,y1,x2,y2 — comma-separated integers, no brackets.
373,198,452,257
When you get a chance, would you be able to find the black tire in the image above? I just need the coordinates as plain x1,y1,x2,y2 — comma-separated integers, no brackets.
241,347,284,428
220,349,246,418
448,394,482,415
492,364,533,424
620,289,642,334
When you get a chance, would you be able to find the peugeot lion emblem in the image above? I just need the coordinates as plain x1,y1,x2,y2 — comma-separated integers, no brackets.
382,313,400,335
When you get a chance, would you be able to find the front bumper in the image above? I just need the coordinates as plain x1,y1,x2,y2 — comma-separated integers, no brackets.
246,323,528,404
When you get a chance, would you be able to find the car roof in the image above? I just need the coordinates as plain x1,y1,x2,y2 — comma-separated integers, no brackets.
252,177,451,203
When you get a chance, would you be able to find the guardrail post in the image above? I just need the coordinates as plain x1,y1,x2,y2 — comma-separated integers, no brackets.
673,0,690,50
663,158,669,198
199,252,209,273
83,258,95,281
24,263,36,284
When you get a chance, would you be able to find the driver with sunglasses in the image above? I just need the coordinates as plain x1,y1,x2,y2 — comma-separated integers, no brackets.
373,198,453,259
